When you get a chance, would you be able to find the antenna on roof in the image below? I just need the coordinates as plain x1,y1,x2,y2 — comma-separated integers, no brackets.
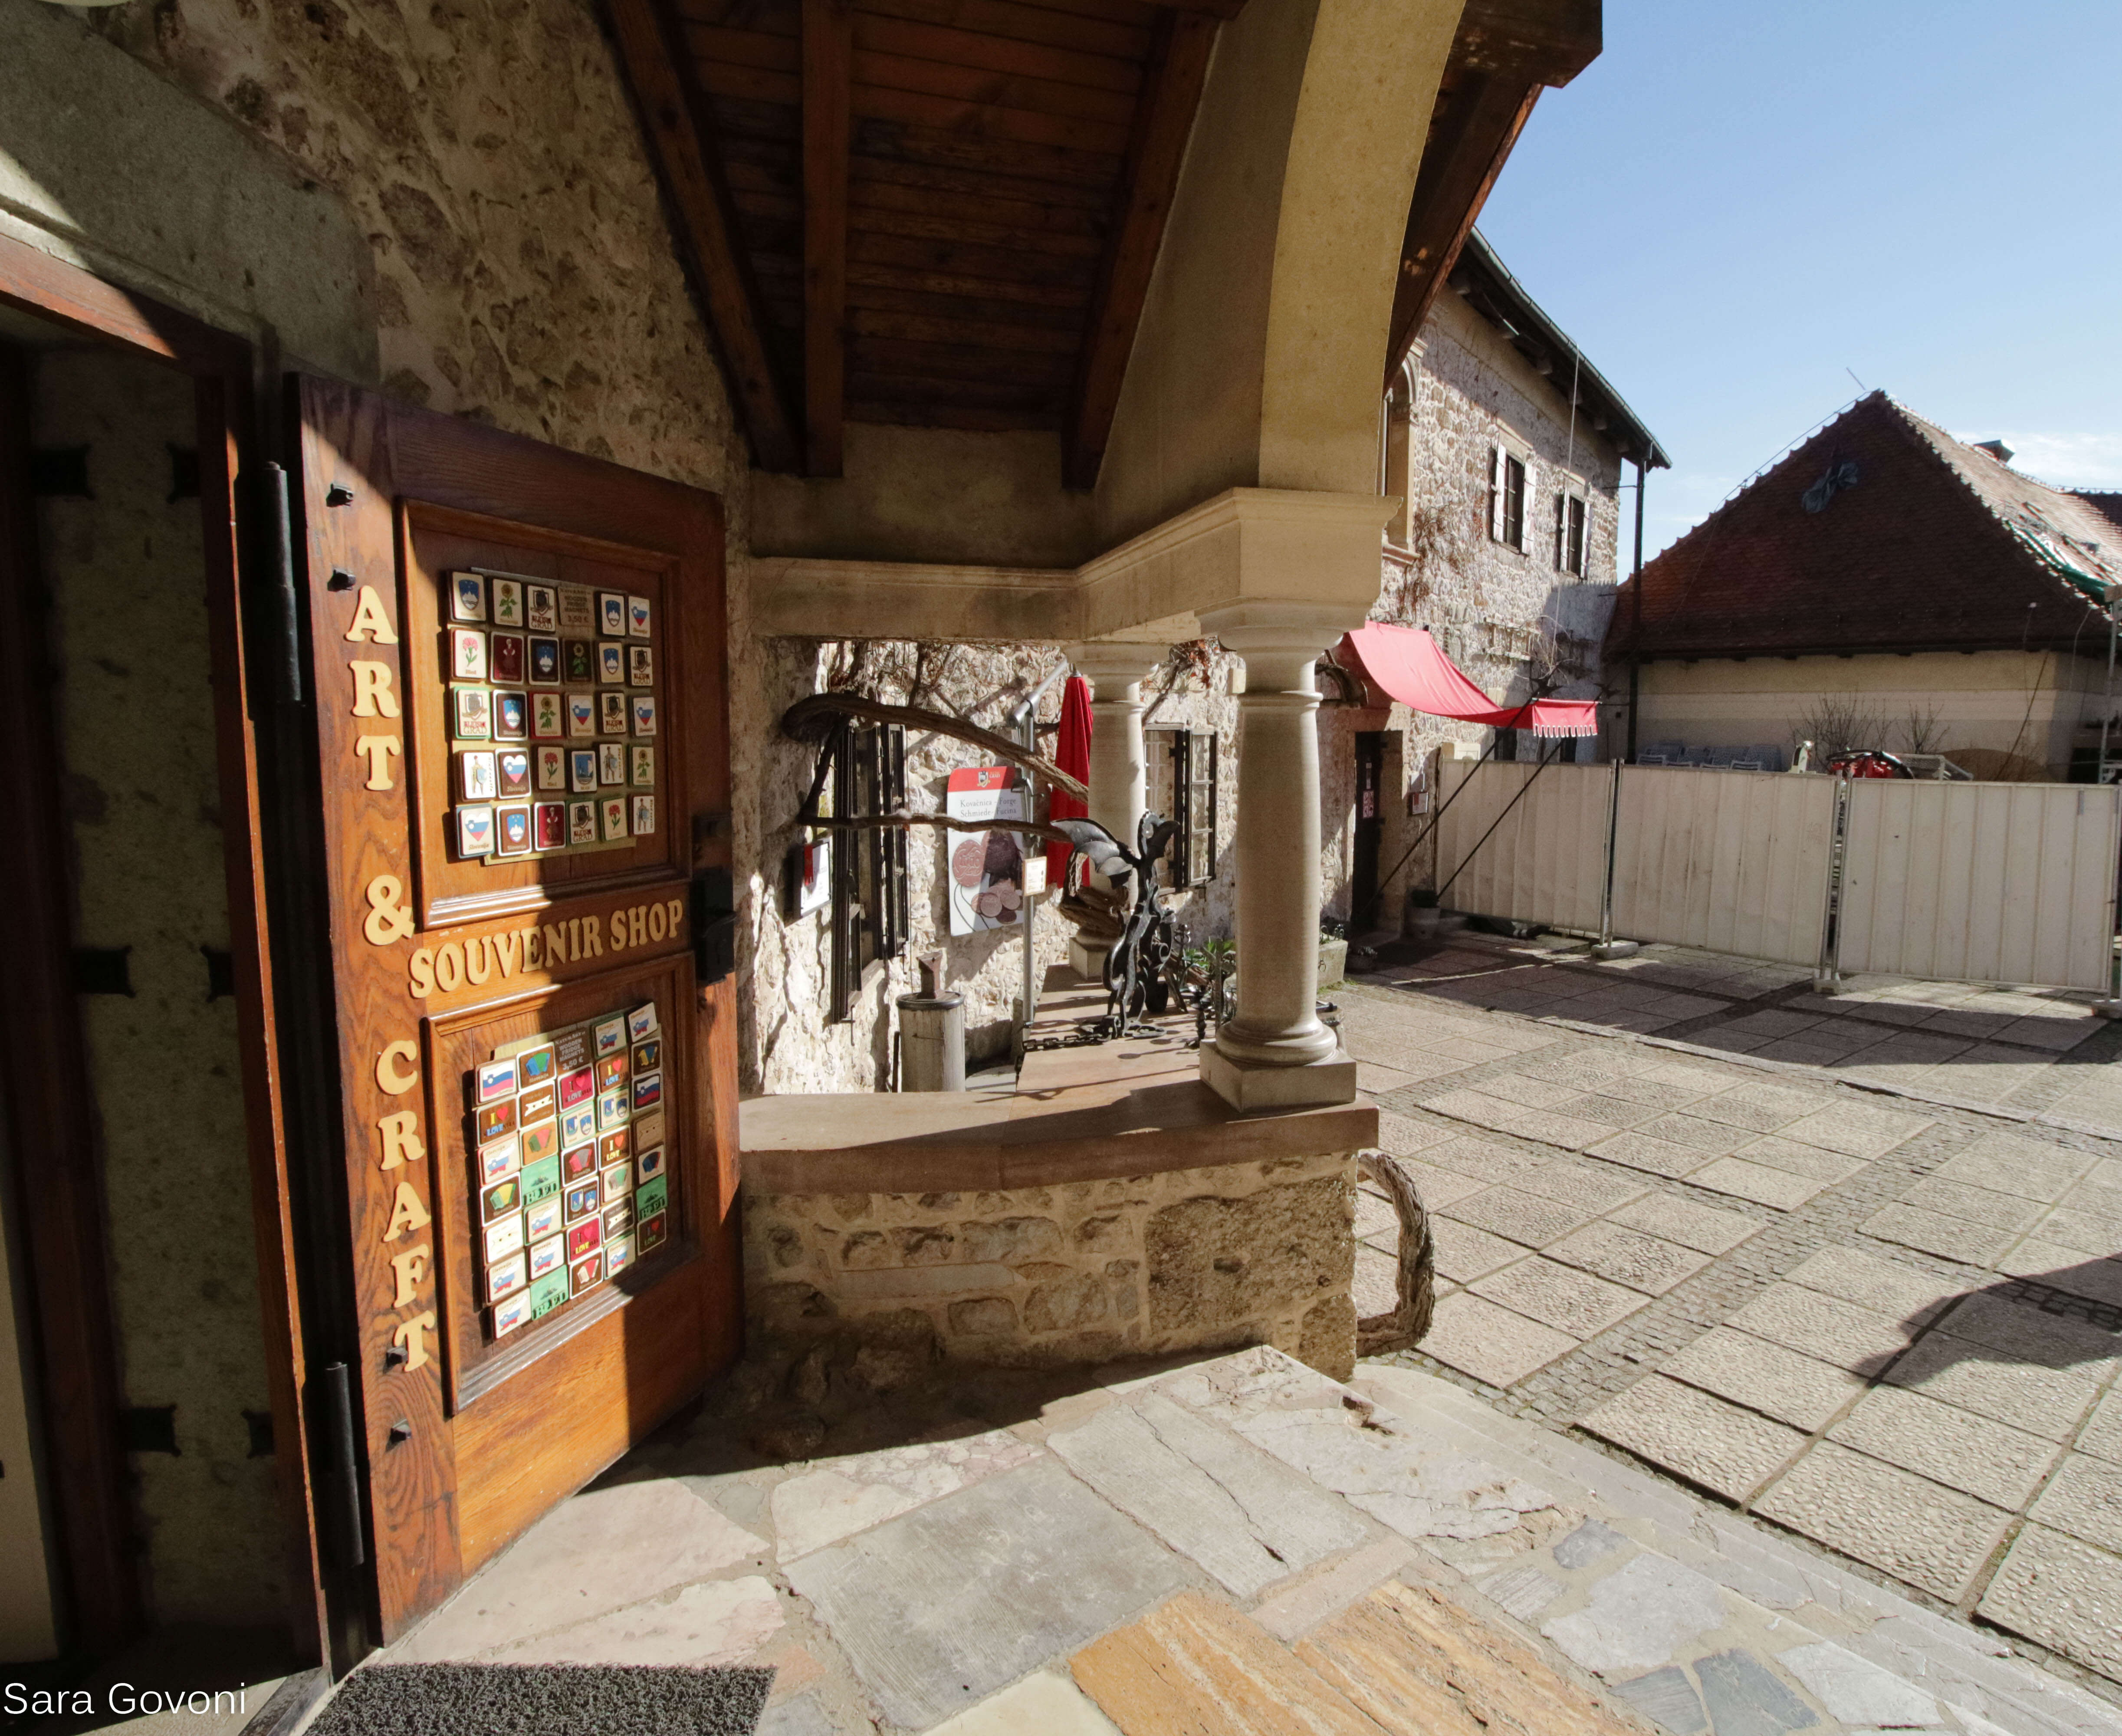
1844,367,1866,392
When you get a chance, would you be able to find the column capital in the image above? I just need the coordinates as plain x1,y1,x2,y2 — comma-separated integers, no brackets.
1199,601,1369,662
1066,641,1164,691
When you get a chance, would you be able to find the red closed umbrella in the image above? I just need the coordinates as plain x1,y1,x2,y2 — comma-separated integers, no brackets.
1046,674,1092,882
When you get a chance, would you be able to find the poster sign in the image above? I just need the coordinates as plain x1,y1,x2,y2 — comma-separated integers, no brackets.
945,766,1026,935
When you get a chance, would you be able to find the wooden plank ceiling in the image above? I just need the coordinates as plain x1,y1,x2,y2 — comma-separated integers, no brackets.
608,0,1596,483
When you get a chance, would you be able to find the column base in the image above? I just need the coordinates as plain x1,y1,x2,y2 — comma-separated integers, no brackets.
1069,934,1113,981
1199,1043,1358,1111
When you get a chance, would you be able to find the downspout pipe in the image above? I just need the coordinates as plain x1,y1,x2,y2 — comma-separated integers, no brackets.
1626,455,1646,764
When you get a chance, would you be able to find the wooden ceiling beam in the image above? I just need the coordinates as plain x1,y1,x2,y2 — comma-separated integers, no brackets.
608,0,804,472
1133,0,1246,16
802,0,853,475
1061,8,1219,491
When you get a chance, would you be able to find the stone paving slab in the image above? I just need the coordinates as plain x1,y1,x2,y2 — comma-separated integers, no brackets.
1977,1523,2122,1684
1603,1191,1764,1255
1659,1327,1865,1432
1723,1285,1918,1376
1882,1332,2105,1441
1471,1256,1648,1340
1429,1218,1530,1284
1864,1201,2024,1266
1513,1161,1652,1215
1689,1155,1833,1210
1441,1185,1598,1249
1586,1129,1717,1179
1580,1377,1806,1503
1825,1386,2063,1509
1420,1291,1580,1387
1549,1220,1714,1296
2029,1454,2122,1553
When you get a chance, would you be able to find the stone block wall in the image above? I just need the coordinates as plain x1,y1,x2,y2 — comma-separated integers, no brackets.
744,1150,1360,1381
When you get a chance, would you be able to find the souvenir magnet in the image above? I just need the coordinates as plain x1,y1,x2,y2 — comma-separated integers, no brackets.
596,1053,629,1090
566,1182,603,1228
628,595,652,638
631,696,658,737
487,1251,527,1303
532,693,564,740
600,692,628,736
569,748,599,794
490,631,526,684
599,742,625,786
636,1174,669,1218
527,1233,565,1280
603,1198,635,1239
632,1108,666,1150
631,745,655,787
598,642,625,685
628,1003,659,1040
476,1098,516,1143
633,1037,661,1073
604,1232,636,1276
595,1016,627,1056
635,1145,665,1183
457,803,496,858
485,1212,525,1264
628,644,653,687
479,1136,521,1184
554,1027,593,1071
497,749,532,799
597,1128,630,1166
453,686,493,741
633,1071,663,1110
559,587,596,633
564,639,595,684
481,1174,521,1222
601,796,629,842
567,692,597,737
595,1086,630,1131
601,1159,634,1200
568,1217,604,1261
493,691,529,741
560,1104,596,1146
558,1065,595,1109
598,592,627,636
563,1143,597,1181
526,583,558,633
520,1154,562,1205
570,1252,603,1296
460,749,499,802
518,1044,556,1085
451,627,487,681
476,1057,519,1102
638,1210,668,1253
451,573,487,622
529,637,561,685
495,803,532,857
529,1268,570,1318
490,577,524,627
517,1080,557,1125
631,795,655,836
535,802,567,850
535,745,566,791
493,1291,531,1337
526,1197,563,1244
569,801,598,845
519,1120,560,1167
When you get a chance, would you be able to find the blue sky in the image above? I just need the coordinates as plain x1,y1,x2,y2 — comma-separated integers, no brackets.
1476,1,2122,561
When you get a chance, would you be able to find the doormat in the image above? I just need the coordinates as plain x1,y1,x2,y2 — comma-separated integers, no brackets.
303,1663,775,1735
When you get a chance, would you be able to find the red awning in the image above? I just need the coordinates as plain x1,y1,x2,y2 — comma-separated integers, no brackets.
1338,623,1598,738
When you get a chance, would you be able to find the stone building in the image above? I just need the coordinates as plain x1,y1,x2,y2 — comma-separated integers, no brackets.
0,0,1612,1700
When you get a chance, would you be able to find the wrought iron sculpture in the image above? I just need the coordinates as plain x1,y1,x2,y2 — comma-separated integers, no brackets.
1048,812,1179,1039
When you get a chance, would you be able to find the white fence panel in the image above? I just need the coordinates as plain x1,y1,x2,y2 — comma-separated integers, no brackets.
1838,781,2122,990
1434,759,1612,935
1609,767,1836,966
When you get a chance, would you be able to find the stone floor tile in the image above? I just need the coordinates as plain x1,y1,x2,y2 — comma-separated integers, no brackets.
481,1575,783,1668
2062,1177,2122,1222
1429,1219,1531,1285
783,1457,1190,1729
1937,1291,2122,1377
756,1694,836,1736
1551,1519,1626,1570
1976,1522,2122,1680
1780,1102,1934,1160
1375,1110,1453,1158
1752,1441,2013,1601
1477,1072,1591,1110
1724,1284,1917,1375
1688,1157,1829,1211
1514,1161,1650,1215
2027,1452,2122,1552
2078,1386,2122,1463
1660,1327,1864,1431
1605,1191,1763,1255
1726,1135,1865,1184
1933,1132,2091,1203
1897,1177,2049,1235
1386,1157,1489,1210
1992,1013,2099,1052
1777,1246,1965,1327
1353,1244,1399,1318
1419,1292,1581,1387
1416,1134,1550,1184
1713,1010,1826,1042
1470,1256,1648,1339
1583,1130,1714,1179
1424,1090,1613,1151
1882,1331,2102,1442
1826,1386,2062,1509
1442,1186,1597,1249
1751,1036,1862,1065
1994,1245,2122,1306
1611,1667,1708,1734
1478,1562,1566,1621
1353,1188,1398,1241
923,1670,1121,1736
1047,1391,1374,1598
1549,1222,1713,1297
1693,1648,1818,1736
1357,1059,1423,1095
1859,1203,2018,1268
2020,1205,2122,1259
771,1430,1043,1562
1538,1552,1728,1678
1774,1639,1940,1730
1685,1081,1828,1134
1579,1376,1807,1502
1640,1062,1753,1096
1634,1113,1753,1156
1551,1092,1657,1128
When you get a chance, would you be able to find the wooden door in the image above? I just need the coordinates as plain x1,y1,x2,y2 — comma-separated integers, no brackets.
289,376,741,1644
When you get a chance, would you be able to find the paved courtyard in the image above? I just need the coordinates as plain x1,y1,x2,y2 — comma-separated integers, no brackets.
1346,932,2122,1696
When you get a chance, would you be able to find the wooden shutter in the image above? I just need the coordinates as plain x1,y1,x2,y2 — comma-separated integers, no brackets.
1488,446,1504,542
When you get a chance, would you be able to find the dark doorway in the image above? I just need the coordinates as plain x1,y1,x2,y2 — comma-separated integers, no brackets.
1352,731,1385,932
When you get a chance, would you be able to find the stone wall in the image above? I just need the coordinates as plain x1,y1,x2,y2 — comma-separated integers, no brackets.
743,1150,1360,1381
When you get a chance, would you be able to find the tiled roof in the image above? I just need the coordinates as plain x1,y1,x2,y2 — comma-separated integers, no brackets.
1606,393,2118,661
2077,492,2122,535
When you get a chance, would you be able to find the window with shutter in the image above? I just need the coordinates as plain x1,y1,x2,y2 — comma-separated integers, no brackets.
1488,446,1504,541
1501,454,1527,551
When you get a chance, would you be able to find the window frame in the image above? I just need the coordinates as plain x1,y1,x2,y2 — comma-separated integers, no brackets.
1147,726,1218,889
828,722,910,1019
1488,444,1529,553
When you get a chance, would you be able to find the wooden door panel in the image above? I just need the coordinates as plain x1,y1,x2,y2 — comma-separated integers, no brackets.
291,376,738,1645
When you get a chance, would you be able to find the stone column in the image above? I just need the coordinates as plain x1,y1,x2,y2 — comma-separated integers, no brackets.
1199,606,1359,1110
1064,642,1162,979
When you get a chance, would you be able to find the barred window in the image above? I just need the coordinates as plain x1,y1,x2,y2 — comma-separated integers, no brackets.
828,723,909,1020
1147,727,1219,888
